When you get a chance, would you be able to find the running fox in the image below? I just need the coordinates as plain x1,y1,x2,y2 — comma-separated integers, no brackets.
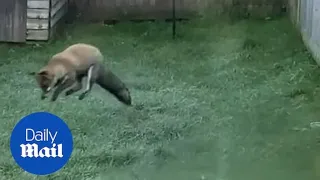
32,43,132,105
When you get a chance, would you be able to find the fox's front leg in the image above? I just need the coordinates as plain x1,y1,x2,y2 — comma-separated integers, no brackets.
65,75,84,96
51,77,75,102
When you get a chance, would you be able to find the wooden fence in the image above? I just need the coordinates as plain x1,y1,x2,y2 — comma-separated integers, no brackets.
289,0,320,65
70,0,287,22
0,0,288,42
0,0,27,42
0,0,67,42
27,0,68,41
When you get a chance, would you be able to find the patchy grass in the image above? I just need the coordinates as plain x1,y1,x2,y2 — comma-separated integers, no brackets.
0,16,319,180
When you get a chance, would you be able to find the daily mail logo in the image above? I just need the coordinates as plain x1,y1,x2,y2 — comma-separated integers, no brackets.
20,128,63,158
10,112,73,176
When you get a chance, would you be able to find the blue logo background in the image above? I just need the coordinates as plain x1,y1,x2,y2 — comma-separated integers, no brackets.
10,112,73,175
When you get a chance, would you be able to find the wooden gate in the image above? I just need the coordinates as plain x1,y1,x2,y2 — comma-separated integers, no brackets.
0,0,27,42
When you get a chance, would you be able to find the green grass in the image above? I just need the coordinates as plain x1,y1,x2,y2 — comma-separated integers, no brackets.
0,16,319,180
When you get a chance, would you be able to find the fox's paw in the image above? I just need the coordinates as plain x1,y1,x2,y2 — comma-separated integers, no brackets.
50,97,57,102
78,93,87,100
50,94,58,102
65,89,74,96
41,95,47,100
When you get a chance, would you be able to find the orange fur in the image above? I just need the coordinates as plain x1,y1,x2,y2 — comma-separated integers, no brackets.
34,43,132,105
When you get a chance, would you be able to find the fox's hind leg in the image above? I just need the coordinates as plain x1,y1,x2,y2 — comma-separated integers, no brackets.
78,65,99,100
65,75,83,96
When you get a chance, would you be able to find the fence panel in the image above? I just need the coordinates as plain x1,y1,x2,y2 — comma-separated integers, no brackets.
71,0,285,21
290,0,320,65
0,0,27,42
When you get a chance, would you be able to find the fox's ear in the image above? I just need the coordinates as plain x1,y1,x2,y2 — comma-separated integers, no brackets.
37,70,51,80
38,70,48,76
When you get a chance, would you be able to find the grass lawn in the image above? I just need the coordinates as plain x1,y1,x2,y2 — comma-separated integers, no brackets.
0,16,319,180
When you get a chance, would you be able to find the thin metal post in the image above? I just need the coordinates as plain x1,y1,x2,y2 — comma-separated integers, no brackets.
172,0,176,39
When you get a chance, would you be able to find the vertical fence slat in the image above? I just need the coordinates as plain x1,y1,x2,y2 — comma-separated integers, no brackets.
300,0,306,32
312,0,320,44
306,0,314,39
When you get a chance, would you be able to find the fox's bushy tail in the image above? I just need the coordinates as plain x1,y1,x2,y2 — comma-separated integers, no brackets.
96,63,132,105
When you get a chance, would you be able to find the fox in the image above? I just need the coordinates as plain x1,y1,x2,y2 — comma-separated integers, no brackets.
31,43,132,105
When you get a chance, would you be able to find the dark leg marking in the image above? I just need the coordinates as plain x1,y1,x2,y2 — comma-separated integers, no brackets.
51,77,75,102
65,75,83,96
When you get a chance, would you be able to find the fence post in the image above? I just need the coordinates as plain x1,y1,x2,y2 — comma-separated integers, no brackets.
172,0,176,39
